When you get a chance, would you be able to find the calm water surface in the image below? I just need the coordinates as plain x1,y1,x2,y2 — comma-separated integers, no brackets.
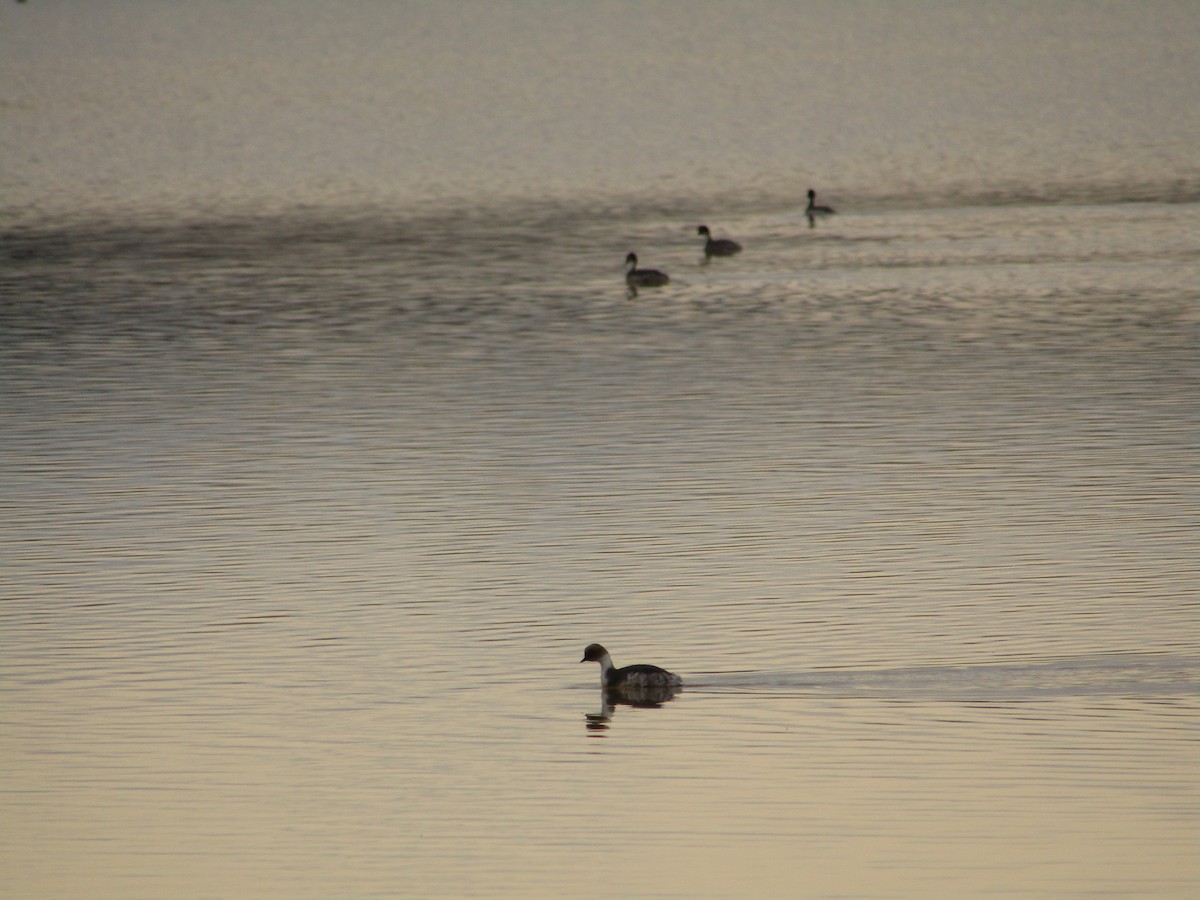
2,2,1199,898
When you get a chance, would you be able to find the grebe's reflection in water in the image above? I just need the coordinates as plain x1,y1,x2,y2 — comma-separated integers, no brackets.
585,683,682,732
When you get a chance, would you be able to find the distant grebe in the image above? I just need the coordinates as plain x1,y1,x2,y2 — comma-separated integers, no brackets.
581,643,682,689
625,252,670,288
805,189,836,215
697,225,742,257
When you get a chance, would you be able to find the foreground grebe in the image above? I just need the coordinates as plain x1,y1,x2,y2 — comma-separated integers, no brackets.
581,643,682,689
625,252,670,288
806,188,836,215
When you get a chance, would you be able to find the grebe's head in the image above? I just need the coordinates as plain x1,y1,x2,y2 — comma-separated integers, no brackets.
807,189,817,200
581,643,609,663
625,253,637,267
697,225,711,237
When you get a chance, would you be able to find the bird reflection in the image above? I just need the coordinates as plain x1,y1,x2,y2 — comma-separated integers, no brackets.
585,684,681,732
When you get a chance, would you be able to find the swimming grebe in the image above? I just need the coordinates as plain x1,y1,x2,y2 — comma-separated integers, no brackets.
697,225,742,257
625,252,670,288
805,189,836,215
581,643,682,689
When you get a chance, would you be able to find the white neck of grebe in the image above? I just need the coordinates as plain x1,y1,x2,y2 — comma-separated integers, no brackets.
594,652,615,683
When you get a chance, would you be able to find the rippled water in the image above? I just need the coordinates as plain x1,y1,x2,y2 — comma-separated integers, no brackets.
2,2,1199,898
